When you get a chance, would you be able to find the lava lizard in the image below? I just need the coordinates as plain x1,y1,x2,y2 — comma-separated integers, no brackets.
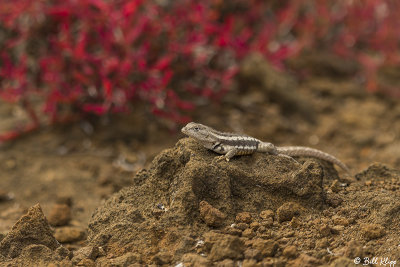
181,122,350,174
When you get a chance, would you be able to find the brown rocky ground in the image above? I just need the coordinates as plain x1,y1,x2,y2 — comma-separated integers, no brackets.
0,53,399,266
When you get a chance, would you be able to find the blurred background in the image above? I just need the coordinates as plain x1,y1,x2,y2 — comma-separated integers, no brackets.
0,0,399,250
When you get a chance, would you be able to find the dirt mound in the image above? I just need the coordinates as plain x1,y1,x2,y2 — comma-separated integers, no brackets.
1,137,399,266
0,204,71,266
87,138,342,265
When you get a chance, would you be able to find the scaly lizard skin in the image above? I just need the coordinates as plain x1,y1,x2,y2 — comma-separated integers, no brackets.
181,122,350,174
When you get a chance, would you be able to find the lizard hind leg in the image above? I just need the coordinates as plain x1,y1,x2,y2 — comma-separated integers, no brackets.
258,142,278,155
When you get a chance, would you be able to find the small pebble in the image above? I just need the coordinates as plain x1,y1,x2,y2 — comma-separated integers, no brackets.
276,202,304,223
249,221,260,230
48,204,72,226
236,212,252,224
199,200,226,227
54,226,86,243
259,210,274,220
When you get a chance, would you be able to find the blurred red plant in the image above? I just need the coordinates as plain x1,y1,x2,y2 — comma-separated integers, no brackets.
0,0,399,142
284,0,400,95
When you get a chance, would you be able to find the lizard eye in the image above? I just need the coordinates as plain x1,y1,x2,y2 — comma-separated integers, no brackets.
193,127,200,131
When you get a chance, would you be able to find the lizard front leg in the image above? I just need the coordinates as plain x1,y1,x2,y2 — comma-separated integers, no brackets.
224,148,238,161
214,148,238,162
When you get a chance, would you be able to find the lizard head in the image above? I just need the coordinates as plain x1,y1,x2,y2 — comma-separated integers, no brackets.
181,122,215,144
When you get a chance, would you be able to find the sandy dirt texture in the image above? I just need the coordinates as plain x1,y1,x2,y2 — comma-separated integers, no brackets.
0,53,400,266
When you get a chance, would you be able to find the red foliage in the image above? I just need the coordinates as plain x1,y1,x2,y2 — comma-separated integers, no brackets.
0,0,399,141
285,0,400,94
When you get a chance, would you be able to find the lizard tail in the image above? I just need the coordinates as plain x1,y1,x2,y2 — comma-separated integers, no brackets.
277,146,350,174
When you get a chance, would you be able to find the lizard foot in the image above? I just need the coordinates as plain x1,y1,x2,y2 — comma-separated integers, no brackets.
214,155,229,163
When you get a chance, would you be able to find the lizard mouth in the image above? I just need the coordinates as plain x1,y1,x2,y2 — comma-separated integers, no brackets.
181,126,189,135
